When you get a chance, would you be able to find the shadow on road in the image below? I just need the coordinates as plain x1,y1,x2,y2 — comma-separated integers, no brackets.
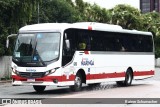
16,82,152,96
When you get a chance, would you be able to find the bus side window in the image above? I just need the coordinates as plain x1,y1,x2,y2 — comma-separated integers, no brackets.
62,33,72,66
77,32,90,51
62,30,77,66
78,39,86,50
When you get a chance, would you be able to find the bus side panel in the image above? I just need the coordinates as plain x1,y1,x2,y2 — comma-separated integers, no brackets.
91,52,154,81
72,51,154,84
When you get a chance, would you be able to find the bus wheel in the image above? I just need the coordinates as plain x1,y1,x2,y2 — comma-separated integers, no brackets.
33,85,46,93
70,73,82,91
116,69,133,86
125,69,133,86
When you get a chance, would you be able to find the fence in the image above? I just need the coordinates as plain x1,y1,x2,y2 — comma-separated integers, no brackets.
0,56,12,80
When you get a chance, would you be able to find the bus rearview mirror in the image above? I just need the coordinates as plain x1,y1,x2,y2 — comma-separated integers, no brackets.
6,39,9,48
6,34,17,48
65,39,70,50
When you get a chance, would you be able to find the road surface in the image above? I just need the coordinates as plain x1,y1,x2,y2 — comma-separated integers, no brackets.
0,68,160,107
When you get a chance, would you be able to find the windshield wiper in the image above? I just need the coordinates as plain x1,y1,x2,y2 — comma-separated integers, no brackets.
35,49,46,66
33,40,46,66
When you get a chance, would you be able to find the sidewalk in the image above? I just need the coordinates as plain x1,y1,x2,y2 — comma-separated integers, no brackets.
0,80,12,84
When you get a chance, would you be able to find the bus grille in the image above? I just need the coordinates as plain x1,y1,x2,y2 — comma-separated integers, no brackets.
18,72,46,78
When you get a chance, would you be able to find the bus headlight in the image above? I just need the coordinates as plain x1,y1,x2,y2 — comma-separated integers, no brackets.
12,67,19,75
45,67,59,75
45,69,56,75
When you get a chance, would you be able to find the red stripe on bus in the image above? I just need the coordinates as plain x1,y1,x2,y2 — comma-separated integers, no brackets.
86,72,125,80
12,70,154,82
84,51,89,54
12,75,75,82
133,70,154,76
86,70,154,80
88,26,92,30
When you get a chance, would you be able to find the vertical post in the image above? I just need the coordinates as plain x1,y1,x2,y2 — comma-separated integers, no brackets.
150,0,155,12
38,2,39,23
158,0,160,12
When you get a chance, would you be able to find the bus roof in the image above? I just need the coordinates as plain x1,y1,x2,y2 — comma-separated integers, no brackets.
19,22,152,36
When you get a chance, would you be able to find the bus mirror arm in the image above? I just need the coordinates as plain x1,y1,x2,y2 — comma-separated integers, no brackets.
6,34,17,48
6,39,9,48
65,39,70,51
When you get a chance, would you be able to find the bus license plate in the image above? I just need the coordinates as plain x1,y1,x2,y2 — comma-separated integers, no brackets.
27,79,35,82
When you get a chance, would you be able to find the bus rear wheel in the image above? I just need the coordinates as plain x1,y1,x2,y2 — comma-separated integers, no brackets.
70,73,82,91
116,69,133,86
33,85,46,93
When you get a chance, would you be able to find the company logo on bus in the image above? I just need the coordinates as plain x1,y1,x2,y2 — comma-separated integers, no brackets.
81,58,94,66
26,68,36,72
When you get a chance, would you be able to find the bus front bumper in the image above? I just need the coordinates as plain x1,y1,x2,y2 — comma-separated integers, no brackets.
12,75,75,86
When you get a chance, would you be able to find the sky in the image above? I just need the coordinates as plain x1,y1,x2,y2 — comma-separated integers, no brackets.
83,0,140,9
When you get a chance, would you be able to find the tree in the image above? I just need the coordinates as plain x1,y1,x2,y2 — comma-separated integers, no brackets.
0,0,41,56
66,0,75,7
0,1,160,57
142,12,160,58
142,12,160,36
109,4,142,30
82,4,111,23
72,0,111,23
31,0,76,23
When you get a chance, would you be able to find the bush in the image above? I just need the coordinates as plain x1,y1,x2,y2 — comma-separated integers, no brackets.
0,43,5,56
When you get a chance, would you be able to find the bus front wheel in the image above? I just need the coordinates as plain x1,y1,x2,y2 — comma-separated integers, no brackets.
33,85,46,93
70,73,82,91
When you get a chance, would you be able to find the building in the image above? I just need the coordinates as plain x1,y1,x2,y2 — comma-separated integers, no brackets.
140,0,160,13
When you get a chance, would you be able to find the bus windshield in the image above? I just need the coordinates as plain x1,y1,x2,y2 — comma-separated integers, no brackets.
13,32,60,65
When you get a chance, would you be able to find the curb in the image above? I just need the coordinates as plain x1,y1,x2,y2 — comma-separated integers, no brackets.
0,80,12,84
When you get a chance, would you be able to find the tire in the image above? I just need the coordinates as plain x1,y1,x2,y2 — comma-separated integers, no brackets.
33,85,46,93
116,69,133,86
70,73,82,91
124,69,133,86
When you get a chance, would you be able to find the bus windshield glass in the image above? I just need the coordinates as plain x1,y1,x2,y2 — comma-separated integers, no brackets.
13,32,60,63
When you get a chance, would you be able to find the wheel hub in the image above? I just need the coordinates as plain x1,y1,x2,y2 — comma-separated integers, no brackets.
127,73,131,84
75,77,81,87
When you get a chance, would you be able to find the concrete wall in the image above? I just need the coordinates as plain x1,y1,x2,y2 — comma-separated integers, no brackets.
0,56,12,80
156,58,160,67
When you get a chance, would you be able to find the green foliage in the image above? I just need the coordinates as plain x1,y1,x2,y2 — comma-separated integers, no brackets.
142,12,160,35
0,43,5,56
0,0,160,57
31,0,77,23
109,4,142,29
84,4,111,22
0,0,41,56
140,12,160,58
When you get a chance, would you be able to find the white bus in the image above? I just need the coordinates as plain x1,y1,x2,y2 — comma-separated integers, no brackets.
10,22,154,93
